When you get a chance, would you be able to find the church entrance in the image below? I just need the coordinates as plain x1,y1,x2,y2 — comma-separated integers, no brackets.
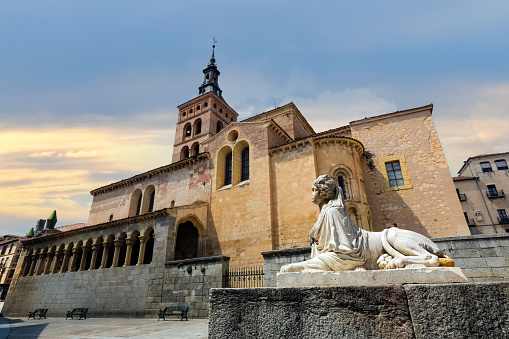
174,221,199,260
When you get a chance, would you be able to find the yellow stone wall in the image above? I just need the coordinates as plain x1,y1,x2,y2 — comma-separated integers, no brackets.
350,106,470,237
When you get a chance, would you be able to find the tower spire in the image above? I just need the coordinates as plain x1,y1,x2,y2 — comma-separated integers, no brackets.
198,38,224,100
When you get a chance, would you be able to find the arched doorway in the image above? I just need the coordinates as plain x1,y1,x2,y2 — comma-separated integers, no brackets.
174,221,199,260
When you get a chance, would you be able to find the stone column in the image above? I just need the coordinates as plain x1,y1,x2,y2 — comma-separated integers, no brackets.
79,246,91,271
136,236,150,265
89,244,100,270
52,251,63,273
68,248,80,272
111,240,124,268
100,243,111,269
28,254,38,276
60,250,71,273
43,252,55,274
123,238,136,267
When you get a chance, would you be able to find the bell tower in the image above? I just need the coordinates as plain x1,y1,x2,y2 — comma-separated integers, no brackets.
172,45,239,163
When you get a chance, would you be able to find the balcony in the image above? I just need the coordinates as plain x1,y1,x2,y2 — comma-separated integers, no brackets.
486,189,505,199
499,217,509,224
458,193,467,201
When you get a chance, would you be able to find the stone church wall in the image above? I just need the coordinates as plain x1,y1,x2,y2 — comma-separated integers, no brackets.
350,106,469,237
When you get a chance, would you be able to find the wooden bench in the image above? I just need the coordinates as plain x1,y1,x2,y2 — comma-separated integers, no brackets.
65,308,88,320
28,309,48,320
158,306,188,321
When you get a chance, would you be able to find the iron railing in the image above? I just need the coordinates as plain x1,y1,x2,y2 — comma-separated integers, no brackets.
225,266,264,288
486,189,505,199
498,216,509,224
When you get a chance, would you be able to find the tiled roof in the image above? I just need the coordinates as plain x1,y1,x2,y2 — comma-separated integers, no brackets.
452,176,477,181
55,223,88,233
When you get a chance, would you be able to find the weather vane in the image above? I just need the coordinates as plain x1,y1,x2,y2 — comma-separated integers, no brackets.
212,37,217,48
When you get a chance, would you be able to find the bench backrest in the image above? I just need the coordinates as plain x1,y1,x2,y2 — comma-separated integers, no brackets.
163,306,188,312
72,308,88,313
34,309,48,313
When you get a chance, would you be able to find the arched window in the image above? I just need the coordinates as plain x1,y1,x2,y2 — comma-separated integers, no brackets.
224,152,232,186
130,232,140,266
129,189,143,217
170,200,175,208
109,215,113,222
185,124,192,137
216,121,223,133
136,195,142,216
241,147,249,181
194,119,202,135
192,143,200,156
148,190,155,213
181,146,190,160
174,221,198,260
338,174,346,199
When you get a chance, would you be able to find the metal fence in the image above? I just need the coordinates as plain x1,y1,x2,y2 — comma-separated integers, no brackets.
225,266,264,288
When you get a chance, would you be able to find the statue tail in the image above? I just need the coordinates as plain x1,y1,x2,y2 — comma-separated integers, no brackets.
380,229,403,258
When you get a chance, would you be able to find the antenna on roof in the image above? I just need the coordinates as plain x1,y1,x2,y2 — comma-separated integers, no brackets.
273,98,277,109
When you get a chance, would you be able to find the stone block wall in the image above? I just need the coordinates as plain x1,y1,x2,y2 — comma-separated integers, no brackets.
433,233,509,282
159,256,230,318
262,247,311,287
263,234,509,286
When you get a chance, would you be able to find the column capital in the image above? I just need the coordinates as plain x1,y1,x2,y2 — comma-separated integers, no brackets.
125,238,136,246
92,244,101,251
138,236,150,243
113,239,124,247
102,242,112,249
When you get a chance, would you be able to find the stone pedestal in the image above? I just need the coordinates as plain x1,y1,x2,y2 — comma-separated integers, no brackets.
277,267,468,287
209,282,509,339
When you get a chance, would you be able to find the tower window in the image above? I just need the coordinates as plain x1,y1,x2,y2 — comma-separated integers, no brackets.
189,108,193,114
182,111,186,117
220,108,223,114
225,113,228,118
196,105,200,110
185,124,192,137
213,103,217,109
195,120,202,135
241,147,249,181
224,152,232,186
204,102,208,108
217,121,223,133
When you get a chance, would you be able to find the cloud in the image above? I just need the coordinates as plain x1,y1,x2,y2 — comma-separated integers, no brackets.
434,82,509,174
0,111,175,234
281,88,397,133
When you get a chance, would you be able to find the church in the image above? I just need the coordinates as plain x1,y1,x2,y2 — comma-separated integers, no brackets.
3,47,470,317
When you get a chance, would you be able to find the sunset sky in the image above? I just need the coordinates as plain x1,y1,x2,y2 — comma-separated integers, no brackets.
1,1,508,235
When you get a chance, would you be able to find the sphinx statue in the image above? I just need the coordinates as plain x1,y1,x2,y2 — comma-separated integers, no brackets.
280,175,453,273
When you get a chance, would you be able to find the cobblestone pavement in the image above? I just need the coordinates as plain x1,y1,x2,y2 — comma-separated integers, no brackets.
3,317,209,339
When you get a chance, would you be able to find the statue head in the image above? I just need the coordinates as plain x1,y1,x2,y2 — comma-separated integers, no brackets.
312,175,337,205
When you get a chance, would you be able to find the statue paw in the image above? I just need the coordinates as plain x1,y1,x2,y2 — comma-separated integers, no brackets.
377,254,393,269
388,257,406,269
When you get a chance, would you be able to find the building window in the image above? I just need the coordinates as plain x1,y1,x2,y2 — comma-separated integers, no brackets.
181,146,190,160
385,161,405,187
495,160,508,170
185,124,192,137
204,102,208,108
196,105,200,110
487,184,498,196
109,215,113,222
241,147,249,181
480,162,492,172
498,209,509,224
193,143,200,156
224,152,232,185
216,121,223,133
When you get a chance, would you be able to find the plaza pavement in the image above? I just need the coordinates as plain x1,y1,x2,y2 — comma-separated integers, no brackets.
0,316,209,339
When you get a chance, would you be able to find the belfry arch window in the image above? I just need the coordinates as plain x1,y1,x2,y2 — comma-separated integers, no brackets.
194,119,202,135
174,221,199,260
181,146,190,160
216,121,223,133
192,143,200,156
185,124,192,138
148,190,155,212
141,185,155,214
224,152,232,186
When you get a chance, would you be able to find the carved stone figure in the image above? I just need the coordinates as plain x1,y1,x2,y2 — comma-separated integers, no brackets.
281,175,453,272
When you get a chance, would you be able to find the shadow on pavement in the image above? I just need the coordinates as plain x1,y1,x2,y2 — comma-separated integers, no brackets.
6,319,48,339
